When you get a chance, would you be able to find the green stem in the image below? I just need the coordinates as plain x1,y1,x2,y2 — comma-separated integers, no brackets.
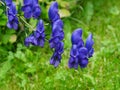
19,16,34,30
0,1,5,6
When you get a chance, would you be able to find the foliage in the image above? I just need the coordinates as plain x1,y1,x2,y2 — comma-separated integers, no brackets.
0,0,120,90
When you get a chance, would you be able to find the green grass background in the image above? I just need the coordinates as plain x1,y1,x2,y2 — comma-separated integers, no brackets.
0,0,120,90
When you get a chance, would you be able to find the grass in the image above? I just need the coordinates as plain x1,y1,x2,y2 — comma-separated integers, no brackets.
0,0,120,90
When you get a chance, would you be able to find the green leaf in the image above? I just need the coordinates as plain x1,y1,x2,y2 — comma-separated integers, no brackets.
59,9,71,18
84,1,94,23
0,9,3,15
0,60,12,79
1,35,11,44
109,6,119,15
9,34,17,43
0,19,7,26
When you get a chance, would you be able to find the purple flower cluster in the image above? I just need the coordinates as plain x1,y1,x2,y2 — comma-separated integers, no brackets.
24,20,45,47
5,0,19,30
22,0,41,19
48,2,64,67
68,29,94,69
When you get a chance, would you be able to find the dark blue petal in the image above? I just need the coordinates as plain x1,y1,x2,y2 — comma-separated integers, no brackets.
71,28,83,45
68,56,79,69
48,2,60,22
88,48,94,58
33,0,38,5
33,5,41,18
23,0,32,5
36,20,44,33
52,19,64,29
78,47,88,59
79,58,88,68
85,33,94,57
22,6,32,19
55,41,64,54
70,45,79,58
50,52,61,67
12,21,18,30
8,3,17,15
37,38,45,47
5,0,12,6
8,15,14,21
54,60,60,67
7,21,12,29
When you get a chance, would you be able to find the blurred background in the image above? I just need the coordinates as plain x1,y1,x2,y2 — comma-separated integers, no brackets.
0,0,120,90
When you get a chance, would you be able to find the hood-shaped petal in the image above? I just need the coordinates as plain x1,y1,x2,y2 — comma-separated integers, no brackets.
48,1,60,21
79,58,88,68
36,19,44,33
8,3,17,15
78,47,88,59
85,33,94,53
5,0,12,6
70,44,79,58
71,28,83,45
23,0,32,5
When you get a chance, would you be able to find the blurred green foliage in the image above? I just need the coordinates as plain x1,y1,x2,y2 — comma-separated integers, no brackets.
0,0,120,90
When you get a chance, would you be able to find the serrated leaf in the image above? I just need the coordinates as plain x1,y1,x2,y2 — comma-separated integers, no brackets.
0,60,12,79
59,9,71,18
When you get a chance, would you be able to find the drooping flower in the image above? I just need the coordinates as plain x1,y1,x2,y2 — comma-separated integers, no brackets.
5,0,19,30
49,1,64,67
24,19,45,47
68,29,94,69
48,1,60,23
5,0,12,6
21,0,41,19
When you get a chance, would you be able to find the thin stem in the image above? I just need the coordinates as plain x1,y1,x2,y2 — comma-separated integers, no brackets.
19,16,34,30
0,1,5,6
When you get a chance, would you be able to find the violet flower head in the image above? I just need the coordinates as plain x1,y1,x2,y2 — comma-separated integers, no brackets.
5,0,19,30
5,0,12,6
49,1,64,67
48,1,60,22
85,33,94,58
68,29,94,69
22,0,41,19
24,19,45,47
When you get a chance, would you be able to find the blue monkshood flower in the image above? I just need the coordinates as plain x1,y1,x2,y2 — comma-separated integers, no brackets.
5,0,12,6
49,1,64,67
24,19,45,47
68,29,94,69
50,41,64,67
5,1,19,30
21,0,41,19
48,1,60,23
85,33,94,58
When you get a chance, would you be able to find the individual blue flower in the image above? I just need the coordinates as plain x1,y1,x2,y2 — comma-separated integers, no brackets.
24,19,45,47
5,0,12,6
85,33,94,58
21,0,41,19
48,1,60,23
68,45,79,69
5,0,19,30
68,29,94,69
49,1,64,67
50,41,64,67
